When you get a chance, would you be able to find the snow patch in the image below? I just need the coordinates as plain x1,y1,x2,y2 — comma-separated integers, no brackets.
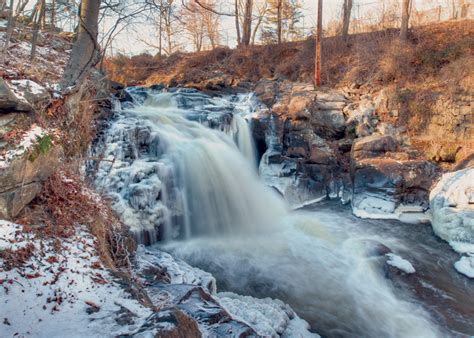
0,221,152,337
386,253,416,274
0,125,49,169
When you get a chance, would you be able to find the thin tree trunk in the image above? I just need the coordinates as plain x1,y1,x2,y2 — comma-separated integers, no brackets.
251,12,265,45
0,0,14,64
166,10,171,54
158,8,162,56
242,0,252,46
341,0,352,43
277,0,282,44
61,0,101,88
235,0,241,46
30,0,46,61
315,0,322,87
51,0,56,28
400,0,411,41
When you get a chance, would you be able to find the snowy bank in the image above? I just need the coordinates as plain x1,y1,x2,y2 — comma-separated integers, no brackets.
0,221,152,337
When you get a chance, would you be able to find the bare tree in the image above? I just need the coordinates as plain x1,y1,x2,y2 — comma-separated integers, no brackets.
61,0,102,87
400,0,411,41
251,0,268,44
341,0,352,43
181,1,206,51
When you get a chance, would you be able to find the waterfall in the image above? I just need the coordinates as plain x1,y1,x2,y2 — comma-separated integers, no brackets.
94,88,284,243
93,87,444,338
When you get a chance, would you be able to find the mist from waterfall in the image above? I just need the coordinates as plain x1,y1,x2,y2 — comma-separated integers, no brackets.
94,88,444,338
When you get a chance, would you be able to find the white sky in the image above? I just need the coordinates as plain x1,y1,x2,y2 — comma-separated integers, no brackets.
106,0,458,55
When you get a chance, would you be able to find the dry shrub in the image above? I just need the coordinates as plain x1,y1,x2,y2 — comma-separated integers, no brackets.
18,167,135,271
38,77,104,159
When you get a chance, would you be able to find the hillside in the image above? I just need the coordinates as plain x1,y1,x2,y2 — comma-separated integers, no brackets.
107,20,473,163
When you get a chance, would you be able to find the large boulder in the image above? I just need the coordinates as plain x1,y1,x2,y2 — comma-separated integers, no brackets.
0,78,33,112
10,80,50,105
0,127,61,219
351,136,439,222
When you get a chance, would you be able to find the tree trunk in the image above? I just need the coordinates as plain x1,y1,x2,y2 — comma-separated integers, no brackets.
30,0,46,61
61,0,101,88
341,0,352,43
315,0,322,87
241,0,253,46
158,9,162,56
277,0,282,44
400,0,411,41
51,0,56,28
235,0,241,46
0,0,14,64
165,9,172,55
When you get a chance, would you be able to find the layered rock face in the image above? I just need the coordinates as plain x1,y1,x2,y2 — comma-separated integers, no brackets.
254,81,348,207
252,80,442,220
0,79,60,219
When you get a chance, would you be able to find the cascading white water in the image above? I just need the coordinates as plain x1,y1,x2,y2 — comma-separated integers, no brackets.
94,88,446,337
94,88,284,243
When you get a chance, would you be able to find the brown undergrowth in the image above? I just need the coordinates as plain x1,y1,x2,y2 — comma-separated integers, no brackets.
17,167,135,271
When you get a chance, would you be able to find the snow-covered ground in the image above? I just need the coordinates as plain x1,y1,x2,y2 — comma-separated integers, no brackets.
0,125,50,169
0,221,152,337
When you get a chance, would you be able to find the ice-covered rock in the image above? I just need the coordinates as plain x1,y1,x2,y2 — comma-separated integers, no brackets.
386,253,416,274
430,167,474,244
218,292,319,337
351,135,439,223
430,167,474,278
454,255,474,278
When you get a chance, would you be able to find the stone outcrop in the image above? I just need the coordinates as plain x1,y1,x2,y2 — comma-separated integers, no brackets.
351,135,439,222
0,78,33,112
251,79,443,217
0,144,61,219
253,80,349,207
0,79,58,219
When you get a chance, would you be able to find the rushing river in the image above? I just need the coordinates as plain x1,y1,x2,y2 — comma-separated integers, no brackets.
93,87,474,337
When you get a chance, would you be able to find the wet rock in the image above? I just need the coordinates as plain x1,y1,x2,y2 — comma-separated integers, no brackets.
351,157,439,221
132,307,202,338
